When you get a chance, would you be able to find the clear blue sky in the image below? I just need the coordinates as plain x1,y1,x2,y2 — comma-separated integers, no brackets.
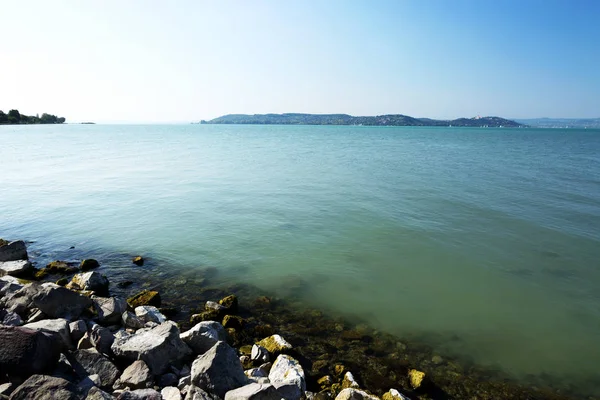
1,0,598,122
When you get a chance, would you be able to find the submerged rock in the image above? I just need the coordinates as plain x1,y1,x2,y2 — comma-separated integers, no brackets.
407,369,425,389
0,240,28,262
0,326,61,378
180,321,228,355
128,290,161,308
80,259,100,272
218,295,238,313
191,341,248,398
133,256,144,266
9,374,82,400
0,260,33,276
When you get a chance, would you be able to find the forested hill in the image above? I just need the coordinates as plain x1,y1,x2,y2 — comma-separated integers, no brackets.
200,113,523,127
0,109,65,125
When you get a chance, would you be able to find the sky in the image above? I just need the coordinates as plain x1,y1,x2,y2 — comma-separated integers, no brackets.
1,0,599,123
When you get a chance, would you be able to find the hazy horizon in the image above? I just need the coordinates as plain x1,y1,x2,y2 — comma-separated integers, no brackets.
1,0,599,123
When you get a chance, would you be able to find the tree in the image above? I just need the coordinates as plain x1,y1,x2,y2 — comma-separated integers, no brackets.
7,109,21,124
0,110,7,124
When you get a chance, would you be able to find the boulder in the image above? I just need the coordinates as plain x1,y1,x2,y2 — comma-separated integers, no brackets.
122,311,145,330
382,389,410,400
244,368,268,382
0,309,23,326
23,318,72,350
86,387,114,400
127,290,161,308
132,257,144,266
112,321,192,375
0,279,22,297
0,382,14,397
224,383,281,400
335,389,379,400
407,369,425,389
90,324,115,355
8,374,83,400
113,360,153,390
67,272,109,295
0,260,33,276
250,345,269,363
0,326,60,377
257,335,292,355
191,341,248,398
26,308,46,323
184,386,213,400
341,372,359,389
0,240,27,262
135,306,167,324
1,283,42,316
222,315,243,330
69,348,120,389
93,296,128,324
80,259,100,272
161,387,181,400
180,321,227,355
43,261,79,275
218,295,238,313
268,355,305,400
159,373,178,388
116,388,161,400
69,320,87,343
31,283,93,320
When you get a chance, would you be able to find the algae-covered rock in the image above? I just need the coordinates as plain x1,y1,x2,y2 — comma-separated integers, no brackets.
382,389,409,400
407,369,425,389
341,372,359,389
223,315,244,330
317,376,333,390
218,295,238,313
80,259,100,271
56,277,69,286
128,289,161,308
67,271,109,294
257,334,292,354
45,261,78,274
133,256,144,266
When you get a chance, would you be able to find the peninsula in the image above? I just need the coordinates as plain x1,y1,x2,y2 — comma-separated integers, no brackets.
199,113,523,128
0,109,65,125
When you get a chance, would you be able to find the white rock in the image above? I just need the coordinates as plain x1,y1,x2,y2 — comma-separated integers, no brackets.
135,305,167,324
335,388,380,400
268,354,305,400
250,344,269,363
0,260,32,276
342,372,359,389
180,321,227,355
224,383,281,400
191,341,248,398
123,310,145,329
67,271,109,293
162,386,182,400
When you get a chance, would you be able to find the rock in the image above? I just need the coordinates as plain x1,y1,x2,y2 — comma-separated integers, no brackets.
159,373,178,388
93,296,128,324
224,383,281,400
0,326,60,378
0,279,22,297
0,240,27,262
56,278,69,286
44,261,79,275
184,386,213,400
69,349,120,389
178,376,191,390
80,259,100,272
335,389,379,400
205,301,225,313
190,311,222,325
218,295,238,313
112,321,192,376
317,376,332,390
407,369,425,389
1,283,41,315
86,386,115,400
69,320,87,343
23,318,72,350
77,374,101,395
244,368,268,381
268,355,305,400
222,315,243,330
117,281,134,289
132,257,144,266
67,272,109,295
0,309,23,326
113,360,153,390
122,311,145,330
127,290,161,308
9,374,83,400
431,355,443,365
191,341,248,398
161,387,181,400
135,306,167,324
382,389,410,400
26,308,46,323
31,283,93,320
250,345,269,363
257,335,292,355
78,332,94,350
116,388,161,400
0,382,14,397
0,260,33,276
180,321,228,355
341,372,359,389
90,324,115,355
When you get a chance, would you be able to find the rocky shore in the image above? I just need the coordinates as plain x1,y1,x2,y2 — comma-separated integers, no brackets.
0,239,592,400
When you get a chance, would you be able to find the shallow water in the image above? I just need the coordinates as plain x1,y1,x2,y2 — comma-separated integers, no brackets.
1,124,600,393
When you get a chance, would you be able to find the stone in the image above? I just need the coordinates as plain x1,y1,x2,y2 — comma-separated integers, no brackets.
335,389,379,400
0,240,27,262
382,389,410,400
1,283,42,316
341,372,359,389
0,279,22,297
184,386,213,400
0,309,23,326
93,296,128,324
222,315,243,330
0,326,60,378
161,387,181,400
69,320,87,343
26,308,46,323
191,341,248,398
127,290,161,308
116,388,161,399
23,318,72,350
407,369,425,389
112,321,192,376
77,374,101,395
431,355,443,365
135,306,167,324
0,260,33,276
9,374,83,400
244,368,268,380
205,301,225,313
78,332,94,350
218,295,238,313
122,311,145,329
132,257,144,266
89,324,115,355
159,373,178,388
317,376,332,390
44,261,79,274
56,278,69,286
113,360,153,390
0,382,14,397
268,354,305,400
86,386,115,400
31,283,93,320
250,345,269,363
69,348,120,389
67,272,109,295
180,321,228,355
80,259,100,272
224,383,281,400
257,335,292,355
178,376,191,390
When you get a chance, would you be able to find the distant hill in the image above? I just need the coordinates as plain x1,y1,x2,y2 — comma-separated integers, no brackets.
515,118,600,129
200,113,523,127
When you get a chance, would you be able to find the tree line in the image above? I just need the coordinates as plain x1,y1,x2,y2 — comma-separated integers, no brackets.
0,109,66,125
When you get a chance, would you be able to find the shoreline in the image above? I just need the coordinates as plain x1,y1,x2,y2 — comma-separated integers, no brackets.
0,238,595,400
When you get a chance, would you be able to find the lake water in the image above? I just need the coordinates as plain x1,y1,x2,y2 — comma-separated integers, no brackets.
1,124,600,393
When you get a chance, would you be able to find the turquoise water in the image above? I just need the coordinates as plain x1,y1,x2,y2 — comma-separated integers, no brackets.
1,124,600,389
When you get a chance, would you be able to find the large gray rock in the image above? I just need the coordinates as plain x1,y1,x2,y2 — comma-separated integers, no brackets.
23,318,72,350
93,296,128,324
86,386,114,400
256,335,292,355
31,283,93,320
0,309,23,326
0,326,60,378
0,279,22,298
183,386,213,400
69,348,120,389
90,324,115,355
69,320,87,343
134,306,167,324
67,272,109,295
122,311,145,330
112,322,192,375
0,260,33,276
180,321,227,355
191,341,248,398
9,374,83,400
224,383,281,400
113,360,153,390
334,389,379,400
0,240,27,262
116,388,161,399
161,387,182,400
268,355,305,400
1,283,42,316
